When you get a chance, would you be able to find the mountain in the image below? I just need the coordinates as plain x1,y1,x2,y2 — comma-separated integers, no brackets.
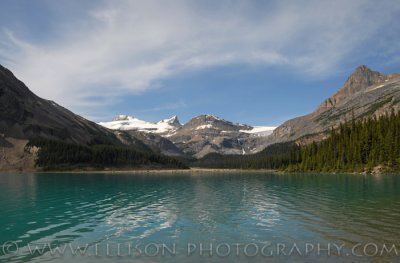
0,65,119,145
99,115,185,156
165,115,275,158
99,115,182,134
0,65,184,171
267,65,400,146
317,65,388,111
99,114,276,158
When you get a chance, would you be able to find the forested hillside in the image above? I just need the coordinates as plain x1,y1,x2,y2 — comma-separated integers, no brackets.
195,110,400,173
26,139,188,171
193,142,293,169
288,110,400,172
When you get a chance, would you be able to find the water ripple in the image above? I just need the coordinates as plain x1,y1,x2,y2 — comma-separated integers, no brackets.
0,172,399,262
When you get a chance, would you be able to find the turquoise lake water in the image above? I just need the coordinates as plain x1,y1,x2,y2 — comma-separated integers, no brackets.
0,172,400,262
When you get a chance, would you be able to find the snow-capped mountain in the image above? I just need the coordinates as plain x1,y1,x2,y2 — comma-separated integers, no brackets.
98,115,182,134
99,114,275,137
98,114,276,158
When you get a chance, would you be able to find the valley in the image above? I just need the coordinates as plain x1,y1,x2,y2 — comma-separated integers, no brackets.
0,64,399,173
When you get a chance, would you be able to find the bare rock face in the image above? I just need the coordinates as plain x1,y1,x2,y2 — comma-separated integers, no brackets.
317,65,387,111
0,137,36,172
266,65,400,146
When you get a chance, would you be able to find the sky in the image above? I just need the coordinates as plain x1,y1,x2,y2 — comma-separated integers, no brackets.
0,0,399,126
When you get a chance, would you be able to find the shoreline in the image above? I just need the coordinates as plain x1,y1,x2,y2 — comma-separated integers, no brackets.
1,168,396,176
34,168,279,174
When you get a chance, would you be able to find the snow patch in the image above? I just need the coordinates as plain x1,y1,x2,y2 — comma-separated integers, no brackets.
195,124,213,130
240,126,276,136
367,84,386,92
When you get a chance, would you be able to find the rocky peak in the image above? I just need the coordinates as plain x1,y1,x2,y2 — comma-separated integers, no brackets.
317,65,387,111
269,65,400,147
178,114,251,133
158,115,181,126
112,115,132,121
186,115,227,127
345,65,384,91
0,64,14,78
0,64,36,99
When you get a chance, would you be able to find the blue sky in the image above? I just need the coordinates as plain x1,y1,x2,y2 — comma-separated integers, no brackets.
0,0,399,126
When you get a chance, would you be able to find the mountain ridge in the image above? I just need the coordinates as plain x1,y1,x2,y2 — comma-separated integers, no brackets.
0,64,119,145
267,65,400,146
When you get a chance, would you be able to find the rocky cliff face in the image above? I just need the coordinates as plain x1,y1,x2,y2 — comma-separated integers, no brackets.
317,65,387,111
267,65,400,146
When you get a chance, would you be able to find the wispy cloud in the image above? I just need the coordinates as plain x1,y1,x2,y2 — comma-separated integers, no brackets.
0,0,399,117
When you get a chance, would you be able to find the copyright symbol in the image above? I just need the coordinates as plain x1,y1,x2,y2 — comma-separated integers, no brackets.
2,241,19,255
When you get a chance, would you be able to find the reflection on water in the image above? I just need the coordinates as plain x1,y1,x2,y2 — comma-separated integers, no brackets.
0,172,400,262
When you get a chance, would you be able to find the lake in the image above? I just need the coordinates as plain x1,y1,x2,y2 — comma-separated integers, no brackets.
0,172,399,262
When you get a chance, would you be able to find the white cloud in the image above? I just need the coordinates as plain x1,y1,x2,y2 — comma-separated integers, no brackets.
0,0,399,117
